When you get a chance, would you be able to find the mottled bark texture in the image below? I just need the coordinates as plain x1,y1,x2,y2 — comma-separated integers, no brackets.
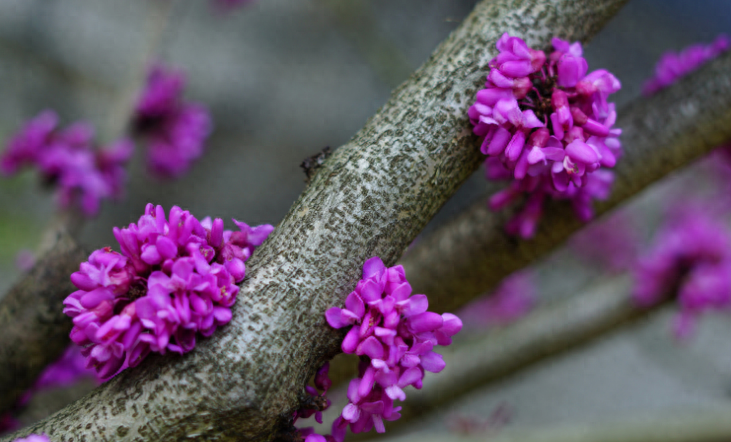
3,1,625,440
0,229,86,414
402,50,731,315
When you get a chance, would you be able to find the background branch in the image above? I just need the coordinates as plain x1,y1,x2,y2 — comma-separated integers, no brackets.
402,50,731,315
2,0,626,440
381,408,731,442
319,275,672,437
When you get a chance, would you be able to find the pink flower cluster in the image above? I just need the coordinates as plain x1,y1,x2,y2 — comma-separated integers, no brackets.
633,211,731,339
469,34,622,238
63,204,273,381
320,257,462,440
643,35,729,96
0,111,132,216
134,64,212,178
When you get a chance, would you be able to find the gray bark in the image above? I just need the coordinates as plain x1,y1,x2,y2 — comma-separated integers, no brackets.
2,0,626,440
402,50,731,315
0,228,86,415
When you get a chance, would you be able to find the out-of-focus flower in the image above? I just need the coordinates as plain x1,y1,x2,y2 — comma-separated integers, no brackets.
643,35,729,96
632,209,731,339
64,204,273,381
569,212,640,272
324,257,462,440
15,250,35,272
0,111,132,217
458,272,535,330
470,35,622,238
134,64,212,178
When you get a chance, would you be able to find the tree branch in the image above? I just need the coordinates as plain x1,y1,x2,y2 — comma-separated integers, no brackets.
401,49,731,315
3,0,626,440
378,409,731,442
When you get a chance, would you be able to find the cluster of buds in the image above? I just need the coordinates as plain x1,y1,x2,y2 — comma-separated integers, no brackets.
63,204,273,381
469,34,622,238
633,210,731,339
0,111,132,216
643,34,729,95
134,63,212,178
322,257,462,440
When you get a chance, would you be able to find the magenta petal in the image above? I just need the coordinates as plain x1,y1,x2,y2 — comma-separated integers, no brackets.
345,292,365,319
362,257,386,279
360,400,384,415
390,282,412,301
80,288,114,309
566,140,599,164
420,351,446,373
342,403,361,423
70,272,98,291
402,294,428,317
504,131,526,162
439,313,463,337
342,326,360,353
213,306,232,324
408,312,444,333
326,307,348,329
487,127,511,156
398,366,424,387
140,244,162,264
156,236,178,260
358,336,385,360
359,280,383,303
358,365,376,397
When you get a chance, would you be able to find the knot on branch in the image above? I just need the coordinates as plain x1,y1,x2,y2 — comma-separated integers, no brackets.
300,146,333,185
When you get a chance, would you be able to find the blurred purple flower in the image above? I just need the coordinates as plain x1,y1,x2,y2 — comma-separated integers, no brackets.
458,272,535,330
11,435,49,442
643,35,729,96
134,64,212,178
0,111,132,216
633,208,731,339
570,212,640,272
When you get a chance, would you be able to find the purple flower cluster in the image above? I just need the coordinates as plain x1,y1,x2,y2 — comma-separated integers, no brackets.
63,204,273,381
322,257,462,440
0,111,132,216
134,63,212,178
469,34,622,238
643,35,729,96
633,211,731,338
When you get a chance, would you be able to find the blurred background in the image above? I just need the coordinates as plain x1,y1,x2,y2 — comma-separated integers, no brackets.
2,0,731,439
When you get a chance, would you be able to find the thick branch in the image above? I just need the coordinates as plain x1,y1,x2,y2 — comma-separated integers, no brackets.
4,1,625,440
402,50,731,314
379,409,731,442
